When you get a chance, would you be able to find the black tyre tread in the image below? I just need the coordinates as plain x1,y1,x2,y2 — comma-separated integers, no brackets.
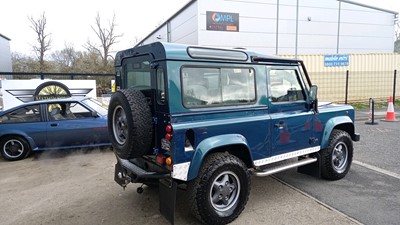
0,136,31,161
188,152,251,225
108,89,153,159
321,129,353,180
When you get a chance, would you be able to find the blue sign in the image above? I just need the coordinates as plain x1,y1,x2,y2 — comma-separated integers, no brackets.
324,54,349,67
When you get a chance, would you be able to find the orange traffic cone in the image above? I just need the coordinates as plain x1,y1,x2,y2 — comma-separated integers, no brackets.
382,96,398,122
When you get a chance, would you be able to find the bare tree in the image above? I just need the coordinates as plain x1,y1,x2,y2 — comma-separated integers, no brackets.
29,12,51,72
85,13,123,68
51,43,80,71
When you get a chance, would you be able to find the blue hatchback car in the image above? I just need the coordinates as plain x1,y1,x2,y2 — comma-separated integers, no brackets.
0,97,110,161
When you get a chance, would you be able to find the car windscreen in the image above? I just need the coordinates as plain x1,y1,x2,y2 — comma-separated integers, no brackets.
82,98,108,116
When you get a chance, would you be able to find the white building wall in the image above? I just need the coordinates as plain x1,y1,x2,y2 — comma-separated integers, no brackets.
142,26,169,45
295,0,339,54
198,0,277,53
0,35,12,72
140,0,397,55
141,2,199,45
339,2,395,53
170,2,199,44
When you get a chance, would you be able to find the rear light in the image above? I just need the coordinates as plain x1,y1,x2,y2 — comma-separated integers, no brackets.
165,124,173,133
165,133,173,141
166,157,172,166
156,154,165,164
165,124,173,141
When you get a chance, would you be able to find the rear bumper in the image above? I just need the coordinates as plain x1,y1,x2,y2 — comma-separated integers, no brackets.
114,156,170,187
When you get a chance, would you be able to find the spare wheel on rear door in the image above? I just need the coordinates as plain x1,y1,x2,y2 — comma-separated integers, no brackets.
108,89,153,159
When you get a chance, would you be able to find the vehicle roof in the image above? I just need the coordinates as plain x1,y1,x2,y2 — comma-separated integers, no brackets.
115,42,301,67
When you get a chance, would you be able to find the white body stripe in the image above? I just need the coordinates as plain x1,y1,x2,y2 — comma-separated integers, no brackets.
253,146,321,167
172,162,191,181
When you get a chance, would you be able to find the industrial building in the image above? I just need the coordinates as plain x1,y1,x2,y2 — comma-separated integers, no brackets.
137,0,398,55
0,33,12,73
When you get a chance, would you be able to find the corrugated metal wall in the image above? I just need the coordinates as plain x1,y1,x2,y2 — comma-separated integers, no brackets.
280,53,400,102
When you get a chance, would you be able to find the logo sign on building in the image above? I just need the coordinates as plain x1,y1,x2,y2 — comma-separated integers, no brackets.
206,11,239,32
0,80,96,110
324,54,349,67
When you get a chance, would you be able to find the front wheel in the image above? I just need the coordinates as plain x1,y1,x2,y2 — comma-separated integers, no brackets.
189,152,250,225
321,129,353,180
0,136,31,161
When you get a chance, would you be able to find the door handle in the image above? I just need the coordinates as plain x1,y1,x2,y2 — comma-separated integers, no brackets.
50,123,58,127
274,121,286,129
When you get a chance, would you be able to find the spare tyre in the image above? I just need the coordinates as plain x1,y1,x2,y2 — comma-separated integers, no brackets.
108,89,153,159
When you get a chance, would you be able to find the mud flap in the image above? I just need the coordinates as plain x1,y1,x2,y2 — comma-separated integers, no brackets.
297,153,321,178
114,162,128,188
159,178,177,225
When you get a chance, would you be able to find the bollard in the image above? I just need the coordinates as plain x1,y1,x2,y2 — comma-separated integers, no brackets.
365,98,378,125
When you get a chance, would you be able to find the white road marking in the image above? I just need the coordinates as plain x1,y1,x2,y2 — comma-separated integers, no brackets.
353,160,400,180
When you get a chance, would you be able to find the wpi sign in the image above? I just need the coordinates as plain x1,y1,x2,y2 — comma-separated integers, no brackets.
206,11,239,32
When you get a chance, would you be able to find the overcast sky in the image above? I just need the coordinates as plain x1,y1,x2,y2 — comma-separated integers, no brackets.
0,0,398,56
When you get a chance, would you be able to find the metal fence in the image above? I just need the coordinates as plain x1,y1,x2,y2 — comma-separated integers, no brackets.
281,53,400,103
2,53,400,104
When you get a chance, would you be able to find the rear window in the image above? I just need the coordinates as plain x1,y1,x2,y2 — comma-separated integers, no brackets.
123,56,151,89
181,67,256,108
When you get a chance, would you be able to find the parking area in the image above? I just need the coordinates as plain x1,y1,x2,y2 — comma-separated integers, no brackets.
1,149,357,225
1,111,399,225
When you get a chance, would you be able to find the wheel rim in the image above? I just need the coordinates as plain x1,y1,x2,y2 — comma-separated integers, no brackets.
3,139,24,159
331,141,348,173
112,106,128,145
209,171,240,213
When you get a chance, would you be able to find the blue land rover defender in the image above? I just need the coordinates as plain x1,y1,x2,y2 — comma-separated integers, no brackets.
108,42,360,225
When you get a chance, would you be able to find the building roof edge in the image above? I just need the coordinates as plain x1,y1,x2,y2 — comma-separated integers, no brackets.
338,0,399,15
0,33,11,41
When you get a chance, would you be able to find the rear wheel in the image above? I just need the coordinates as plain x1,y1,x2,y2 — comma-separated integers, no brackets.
189,152,250,225
0,136,31,161
108,89,153,159
321,129,353,180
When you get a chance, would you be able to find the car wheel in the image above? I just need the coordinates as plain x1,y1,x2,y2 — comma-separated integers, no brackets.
0,136,31,161
108,89,153,159
321,129,353,180
188,152,250,225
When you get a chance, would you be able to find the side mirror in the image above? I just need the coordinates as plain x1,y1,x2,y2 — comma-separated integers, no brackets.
309,85,318,113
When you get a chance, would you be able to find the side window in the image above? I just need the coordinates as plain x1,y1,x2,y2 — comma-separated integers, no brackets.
157,68,166,104
48,102,92,121
0,105,41,124
69,103,93,119
269,69,305,103
182,67,256,108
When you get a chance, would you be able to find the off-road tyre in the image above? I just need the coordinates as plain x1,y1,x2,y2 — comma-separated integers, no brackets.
108,89,153,159
321,129,353,180
188,152,250,225
0,136,31,161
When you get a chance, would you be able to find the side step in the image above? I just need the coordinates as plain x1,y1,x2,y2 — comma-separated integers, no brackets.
252,157,317,177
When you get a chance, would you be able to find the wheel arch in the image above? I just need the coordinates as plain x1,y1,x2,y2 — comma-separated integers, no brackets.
0,133,36,150
187,134,253,181
321,116,355,149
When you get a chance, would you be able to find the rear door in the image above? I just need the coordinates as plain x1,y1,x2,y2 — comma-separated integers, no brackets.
267,66,317,156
